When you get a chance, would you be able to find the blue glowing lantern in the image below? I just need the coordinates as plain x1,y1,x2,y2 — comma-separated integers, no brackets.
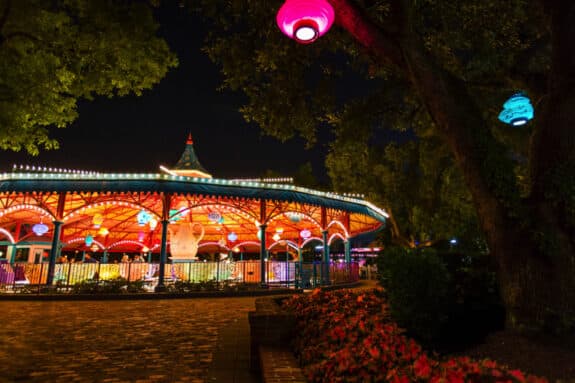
32,223,49,236
85,234,94,246
137,210,152,226
498,92,534,126
227,232,238,242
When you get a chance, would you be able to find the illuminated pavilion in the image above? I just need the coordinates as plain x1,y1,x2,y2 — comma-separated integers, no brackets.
0,135,387,289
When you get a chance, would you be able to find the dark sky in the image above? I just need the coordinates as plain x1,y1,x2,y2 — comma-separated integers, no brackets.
1,4,328,181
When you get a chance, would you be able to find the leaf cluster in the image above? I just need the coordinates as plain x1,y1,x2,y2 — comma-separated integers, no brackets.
0,0,178,154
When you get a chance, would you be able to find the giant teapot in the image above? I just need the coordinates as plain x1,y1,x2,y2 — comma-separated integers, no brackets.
169,223,204,261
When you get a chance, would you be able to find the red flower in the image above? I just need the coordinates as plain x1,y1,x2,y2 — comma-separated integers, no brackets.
414,354,432,378
509,369,526,382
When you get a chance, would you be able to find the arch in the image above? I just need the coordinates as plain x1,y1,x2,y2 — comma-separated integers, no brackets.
64,237,106,250
63,200,159,221
328,232,346,246
0,204,55,220
0,228,15,244
267,239,299,251
326,220,349,238
106,240,147,251
267,210,322,229
185,202,258,222
301,237,324,247
198,241,231,251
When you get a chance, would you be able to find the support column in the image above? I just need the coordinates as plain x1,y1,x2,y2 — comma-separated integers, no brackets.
155,219,169,292
259,224,267,288
298,246,303,288
46,220,63,285
102,251,108,264
322,230,330,285
344,239,351,264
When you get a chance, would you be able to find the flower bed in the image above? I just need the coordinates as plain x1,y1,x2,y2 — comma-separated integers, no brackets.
282,288,548,383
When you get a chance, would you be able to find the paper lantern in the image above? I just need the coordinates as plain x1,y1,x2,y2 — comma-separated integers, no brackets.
208,211,222,223
227,232,238,242
32,223,49,236
273,233,281,242
149,218,158,230
90,244,99,252
85,234,94,246
276,0,335,44
138,231,145,242
137,210,151,226
300,229,311,239
97,227,109,236
498,92,534,126
287,212,301,223
92,213,104,228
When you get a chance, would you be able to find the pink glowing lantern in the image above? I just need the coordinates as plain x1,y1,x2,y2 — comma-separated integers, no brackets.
276,0,335,44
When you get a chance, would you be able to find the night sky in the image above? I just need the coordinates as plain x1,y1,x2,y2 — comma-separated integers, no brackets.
1,5,328,181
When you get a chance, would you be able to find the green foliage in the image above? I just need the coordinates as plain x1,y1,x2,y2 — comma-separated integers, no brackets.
196,0,544,246
377,247,451,341
70,277,145,294
0,0,178,154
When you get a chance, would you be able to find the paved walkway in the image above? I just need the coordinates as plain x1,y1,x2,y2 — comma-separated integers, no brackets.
0,297,260,383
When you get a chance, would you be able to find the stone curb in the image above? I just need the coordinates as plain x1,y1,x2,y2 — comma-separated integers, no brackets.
0,288,303,301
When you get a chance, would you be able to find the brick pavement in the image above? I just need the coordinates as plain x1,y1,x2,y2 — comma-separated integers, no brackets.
0,297,260,383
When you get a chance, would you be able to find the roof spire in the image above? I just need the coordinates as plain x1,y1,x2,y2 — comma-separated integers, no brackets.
170,133,212,178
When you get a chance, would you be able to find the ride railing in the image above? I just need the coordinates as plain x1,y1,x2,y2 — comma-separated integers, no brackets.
0,260,359,292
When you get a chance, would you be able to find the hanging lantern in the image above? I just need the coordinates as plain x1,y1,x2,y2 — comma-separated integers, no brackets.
137,210,152,226
498,92,534,126
276,227,284,234
138,231,145,242
287,212,301,223
32,223,49,236
142,246,150,253
92,213,104,228
233,247,240,253
85,234,94,246
276,0,335,44
273,233,281,242
149,218,158,230
97,227,109,236
90,244,99,252
208,211,222,223
300,229,311,239
227,232,238,242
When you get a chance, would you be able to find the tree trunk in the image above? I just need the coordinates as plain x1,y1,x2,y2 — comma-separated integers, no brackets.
331,0,575,329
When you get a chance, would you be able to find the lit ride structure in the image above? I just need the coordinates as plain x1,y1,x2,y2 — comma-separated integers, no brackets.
0,136,388,291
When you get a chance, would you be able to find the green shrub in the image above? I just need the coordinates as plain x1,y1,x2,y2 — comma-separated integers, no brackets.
378,246,451,342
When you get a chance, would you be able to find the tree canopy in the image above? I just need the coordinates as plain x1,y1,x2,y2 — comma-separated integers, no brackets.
0,0,177,154
197,0,574,328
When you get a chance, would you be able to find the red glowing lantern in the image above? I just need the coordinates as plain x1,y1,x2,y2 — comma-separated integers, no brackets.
276,0,335,44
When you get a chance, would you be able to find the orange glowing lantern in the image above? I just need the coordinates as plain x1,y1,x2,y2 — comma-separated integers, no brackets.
93,214,104,228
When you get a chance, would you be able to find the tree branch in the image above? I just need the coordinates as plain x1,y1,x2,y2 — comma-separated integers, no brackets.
331,0,522,251
328,0,405,69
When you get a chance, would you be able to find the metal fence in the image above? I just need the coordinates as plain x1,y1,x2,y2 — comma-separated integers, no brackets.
0,260,359,292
